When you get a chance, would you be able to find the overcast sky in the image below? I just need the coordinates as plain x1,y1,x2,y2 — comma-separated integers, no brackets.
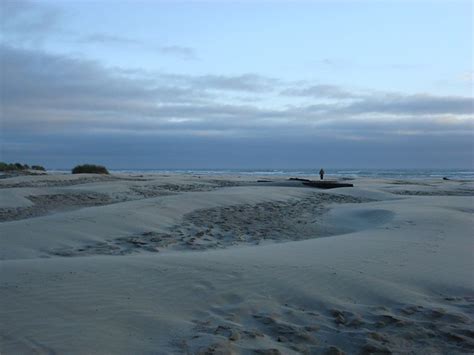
1,0,473,169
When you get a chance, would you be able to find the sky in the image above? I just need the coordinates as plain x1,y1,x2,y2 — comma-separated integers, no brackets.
0,0,473,169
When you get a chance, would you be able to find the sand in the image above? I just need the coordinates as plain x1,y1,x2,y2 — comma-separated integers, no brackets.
0,173,473,354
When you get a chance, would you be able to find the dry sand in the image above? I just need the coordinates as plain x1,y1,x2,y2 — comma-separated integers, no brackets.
0,173,473,354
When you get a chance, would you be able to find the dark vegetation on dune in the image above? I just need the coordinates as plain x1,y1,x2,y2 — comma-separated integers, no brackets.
72,164,109,175
0,162,46,172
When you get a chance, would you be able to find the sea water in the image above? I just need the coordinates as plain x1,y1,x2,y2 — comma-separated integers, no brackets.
94,168,474,180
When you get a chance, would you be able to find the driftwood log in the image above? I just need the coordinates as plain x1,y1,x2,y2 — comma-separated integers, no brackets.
302,180,353,189
289,177,311,182
287,177,353,189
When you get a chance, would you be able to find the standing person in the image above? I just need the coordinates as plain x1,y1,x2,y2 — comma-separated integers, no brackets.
319,168,325,180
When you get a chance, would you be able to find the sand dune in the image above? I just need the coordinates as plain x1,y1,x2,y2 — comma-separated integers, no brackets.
0,174,473,354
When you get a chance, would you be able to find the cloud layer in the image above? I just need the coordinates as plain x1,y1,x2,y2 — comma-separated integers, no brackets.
1,45,472,142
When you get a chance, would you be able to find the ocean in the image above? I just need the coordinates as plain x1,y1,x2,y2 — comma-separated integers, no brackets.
55,168,473,180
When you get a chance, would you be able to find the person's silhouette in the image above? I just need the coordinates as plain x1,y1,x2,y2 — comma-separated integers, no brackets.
319,168,325,180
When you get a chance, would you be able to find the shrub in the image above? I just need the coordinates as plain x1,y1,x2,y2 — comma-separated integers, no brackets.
31,165,46,171
0,162,23,171
0,162,46,172
72,164,109,175
0,162,10,171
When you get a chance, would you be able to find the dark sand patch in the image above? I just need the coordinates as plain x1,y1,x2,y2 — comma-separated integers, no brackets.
387,180,435,186
181,296,474,354
0,193,114,222
0,180,243,222
0,175,122,189
387,189,474,196
47,193,371,257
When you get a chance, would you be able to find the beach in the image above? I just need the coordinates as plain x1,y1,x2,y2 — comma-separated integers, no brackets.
0,172,473,354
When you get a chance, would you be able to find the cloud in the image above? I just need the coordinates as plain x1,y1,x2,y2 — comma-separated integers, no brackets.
126,71,277,93
0,2,197,61
1,44,472,143
158,45,197,60
0,45,208,133
189,74,277,92
282,84,361,99
76,35,197,60
337,94,474,116
77,33,140,45
4,132,473,170
284,84,473,115
0,0,60,41
459,71,474,83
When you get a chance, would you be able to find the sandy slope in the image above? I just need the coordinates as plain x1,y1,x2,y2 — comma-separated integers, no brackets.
0,174,473,354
